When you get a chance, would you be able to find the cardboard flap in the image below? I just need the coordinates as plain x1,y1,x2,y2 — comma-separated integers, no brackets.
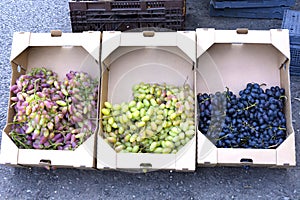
29,32,101,62
196,28,216,57
81,31,101,62
197,29,290,60
175,136,196,171
102,31,196,63
0,131,19,165
270,29,290,60
177,31,196,62
96,135,117,169
18,135,95,168
197,131,218,165
10,32,30,62
101,31,122,62
276,132,296,166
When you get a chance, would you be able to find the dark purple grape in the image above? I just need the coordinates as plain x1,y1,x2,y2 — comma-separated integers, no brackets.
197,82,287,149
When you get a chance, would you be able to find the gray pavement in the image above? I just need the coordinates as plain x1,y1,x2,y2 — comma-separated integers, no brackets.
0,0,299,199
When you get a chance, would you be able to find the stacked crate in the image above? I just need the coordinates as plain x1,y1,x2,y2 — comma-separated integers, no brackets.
209,0,295,19
69,0,186,32
282,10,300,75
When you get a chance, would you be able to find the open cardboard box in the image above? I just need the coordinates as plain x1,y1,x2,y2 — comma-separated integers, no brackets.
0,31,101,168
97,31,196,171
196,28,296,167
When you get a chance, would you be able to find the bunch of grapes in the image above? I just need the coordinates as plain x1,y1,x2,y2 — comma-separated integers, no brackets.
9,68,98,150
198,83,287,149
101,83,195,154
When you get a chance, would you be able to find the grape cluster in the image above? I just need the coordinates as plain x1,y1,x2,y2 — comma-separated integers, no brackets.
198,83,287,149
101,83,195,154
9,68,98,150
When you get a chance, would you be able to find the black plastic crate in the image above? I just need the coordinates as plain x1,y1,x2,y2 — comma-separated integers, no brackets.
282,10,300,45
69,0,185,32
290,65,300,76
209,2,288,19
211,0,295,9
291,44,300,67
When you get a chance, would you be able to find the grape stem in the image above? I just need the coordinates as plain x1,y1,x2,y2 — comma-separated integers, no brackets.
279,95,287,100
259,83,267,87
11,134,30,149
237,103,257,112
199,98,210,104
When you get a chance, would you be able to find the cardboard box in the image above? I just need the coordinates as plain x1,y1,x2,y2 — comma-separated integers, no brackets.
97,31,196,171
196,28,296,167
0,31,101,168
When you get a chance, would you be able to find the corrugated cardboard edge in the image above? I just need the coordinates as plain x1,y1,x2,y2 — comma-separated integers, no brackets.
196,28,296,167
98,31,196,171
2,31,101,168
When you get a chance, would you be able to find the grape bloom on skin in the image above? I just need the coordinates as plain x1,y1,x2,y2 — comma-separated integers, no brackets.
9,68,98,150
198,83,287,149
101,83,195,154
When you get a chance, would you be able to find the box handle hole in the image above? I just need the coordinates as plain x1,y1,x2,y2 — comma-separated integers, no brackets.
51,30,62,37
140,163,152,168
40,159,51,165
236,28,248,34
240,158,253,164
143,31,155,37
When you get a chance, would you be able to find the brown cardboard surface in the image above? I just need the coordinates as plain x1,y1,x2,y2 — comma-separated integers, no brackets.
108,48,194,104
0,31,101,168
196,29,296,167
97,31,196,171
197,44,282,94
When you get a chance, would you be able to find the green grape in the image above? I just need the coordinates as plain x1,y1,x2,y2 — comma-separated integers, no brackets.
101,82,195,154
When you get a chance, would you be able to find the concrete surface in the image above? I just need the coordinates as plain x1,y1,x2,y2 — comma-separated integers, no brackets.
0,0,299,199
